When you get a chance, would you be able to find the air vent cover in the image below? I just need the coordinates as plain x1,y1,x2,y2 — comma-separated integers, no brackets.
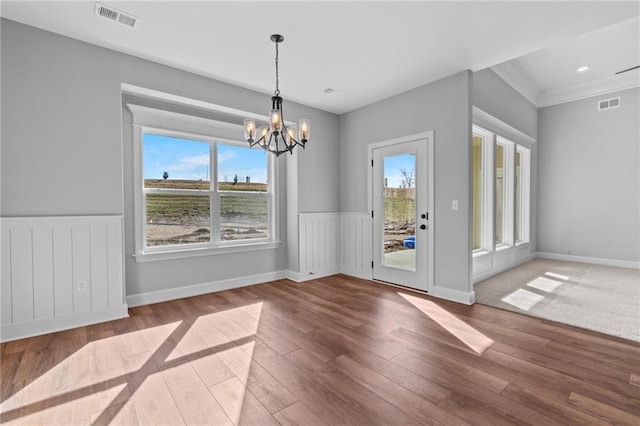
598,97,620,111
95,3,139,28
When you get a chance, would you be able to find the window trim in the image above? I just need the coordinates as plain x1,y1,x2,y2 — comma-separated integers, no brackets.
127,104,281,262
472,109,534,254
472,125,494,254
496,136,515,248
515,145,531,244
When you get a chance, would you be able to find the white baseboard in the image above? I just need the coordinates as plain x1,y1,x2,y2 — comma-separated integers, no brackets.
126,271,288,307
340,266,372,281
0,304,129,343
430,286,475,305
536,252,640,270
287,267,341,283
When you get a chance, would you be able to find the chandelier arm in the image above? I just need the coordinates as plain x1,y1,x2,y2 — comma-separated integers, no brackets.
279,101,300,148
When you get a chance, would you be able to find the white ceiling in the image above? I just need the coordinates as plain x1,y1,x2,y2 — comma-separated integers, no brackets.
1,1,639,113
492,15,640,107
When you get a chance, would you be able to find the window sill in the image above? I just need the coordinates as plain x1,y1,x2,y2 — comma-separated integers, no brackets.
472,250,490,258
133,240,282,263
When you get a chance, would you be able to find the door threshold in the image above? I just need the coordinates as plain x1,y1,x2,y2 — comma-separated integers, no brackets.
371,279,430,296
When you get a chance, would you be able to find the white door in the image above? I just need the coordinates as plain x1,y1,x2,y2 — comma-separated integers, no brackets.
371,135,433,291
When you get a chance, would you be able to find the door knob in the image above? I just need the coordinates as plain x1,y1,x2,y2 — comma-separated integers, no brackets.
420,224,426,230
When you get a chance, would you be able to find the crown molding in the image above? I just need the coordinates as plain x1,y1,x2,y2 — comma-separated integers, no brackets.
490,63,640,108
490,63,541,107
537,72,640,107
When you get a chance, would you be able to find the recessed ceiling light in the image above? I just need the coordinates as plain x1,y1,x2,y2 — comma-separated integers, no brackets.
577,66,590,73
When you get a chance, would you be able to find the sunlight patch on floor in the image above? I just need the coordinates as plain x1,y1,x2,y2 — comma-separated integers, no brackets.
545,271,569,281
526,276,563,293
398,292,494,354
502,288,545,311
0,303,264,426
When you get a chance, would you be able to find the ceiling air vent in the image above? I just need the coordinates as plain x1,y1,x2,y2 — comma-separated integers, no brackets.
95,3,139,28
598,97,620,111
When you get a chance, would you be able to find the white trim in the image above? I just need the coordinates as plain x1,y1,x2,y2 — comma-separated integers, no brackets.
538,73,640,107
126,271,288,307
287,266,341,283
127,103,279,260
473,107,536,147
1,304,128,343
496,136,515,247
122,83,267,122
515,145,531,244
490,63,541,106
367,131,435,294
472,126,494,252
536,252,640,270
133,241,282,263
430,286,475,305
490,64,640,108
473,252,536,284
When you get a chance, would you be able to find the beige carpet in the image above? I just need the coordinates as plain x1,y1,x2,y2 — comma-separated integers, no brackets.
474,258,640,342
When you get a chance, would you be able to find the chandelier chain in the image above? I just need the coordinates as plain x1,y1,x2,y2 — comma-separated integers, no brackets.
274,40,280,96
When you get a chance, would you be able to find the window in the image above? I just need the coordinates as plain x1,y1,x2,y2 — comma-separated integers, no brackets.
472,123,530,254
495,136,514,248
472,135,483,251
515,145,531,243
129,104,279,261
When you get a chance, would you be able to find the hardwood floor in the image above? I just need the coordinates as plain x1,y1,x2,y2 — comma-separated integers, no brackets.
1,274,639,425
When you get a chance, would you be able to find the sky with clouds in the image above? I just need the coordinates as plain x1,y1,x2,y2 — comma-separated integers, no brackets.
144,133,413,188
143,133,268,184
384,153,415,188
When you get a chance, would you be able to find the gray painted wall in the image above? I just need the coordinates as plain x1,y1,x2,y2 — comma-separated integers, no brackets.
473,68,538,139
340,71,472,293
1,20,340,296
538,87,640,262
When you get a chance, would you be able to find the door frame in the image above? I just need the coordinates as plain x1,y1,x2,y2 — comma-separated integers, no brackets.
367,130,435,293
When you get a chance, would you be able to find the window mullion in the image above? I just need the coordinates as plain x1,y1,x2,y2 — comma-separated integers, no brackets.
485,133,495,252
211,141,221,245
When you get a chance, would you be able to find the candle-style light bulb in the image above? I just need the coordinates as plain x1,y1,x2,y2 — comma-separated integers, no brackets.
298,119,310,141
270,109,282,133
287,128,297,145
244,119,256,141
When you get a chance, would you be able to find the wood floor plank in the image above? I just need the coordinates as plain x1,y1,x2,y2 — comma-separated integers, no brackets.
214,340,298,413
209,377,280,426
273,400,328,426
334,354,470,425
160,359,232,426
568,391,640,425
2,274,639,425
121,351,186,426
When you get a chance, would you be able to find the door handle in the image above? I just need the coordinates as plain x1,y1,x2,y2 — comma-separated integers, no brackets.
420,224,427,230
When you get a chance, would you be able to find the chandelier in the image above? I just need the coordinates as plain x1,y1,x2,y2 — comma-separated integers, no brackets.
244,34,310,156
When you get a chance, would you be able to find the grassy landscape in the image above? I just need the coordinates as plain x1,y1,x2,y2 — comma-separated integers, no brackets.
145,179,268,246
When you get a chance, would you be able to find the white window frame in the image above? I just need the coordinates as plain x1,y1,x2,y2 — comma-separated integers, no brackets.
128,104,280,263
495,136,515,249
515,145,531,244
472,125,494,254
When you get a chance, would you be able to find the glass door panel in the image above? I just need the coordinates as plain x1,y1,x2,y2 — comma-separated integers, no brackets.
382,153,416,271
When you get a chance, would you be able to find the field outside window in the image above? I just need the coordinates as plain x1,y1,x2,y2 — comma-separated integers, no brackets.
142,133,272,250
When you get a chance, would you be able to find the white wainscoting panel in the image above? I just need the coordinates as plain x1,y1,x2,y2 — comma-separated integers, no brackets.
1,216,128,342
298,213,341,281
340,213,372,280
